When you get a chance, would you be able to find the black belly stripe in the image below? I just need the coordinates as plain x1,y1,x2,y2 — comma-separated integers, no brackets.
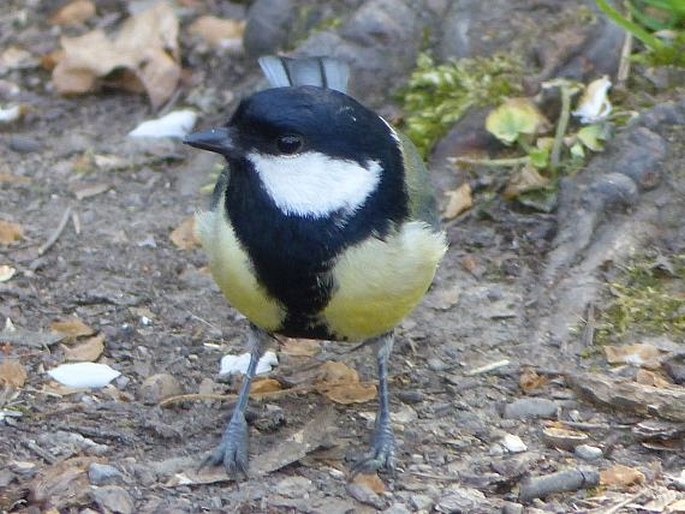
224,158,408,338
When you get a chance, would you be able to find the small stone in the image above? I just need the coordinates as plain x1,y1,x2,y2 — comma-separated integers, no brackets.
410,494,434,511
88,463,124,485
346,483,385,510
398,390,425,404
383,503,411,514
502,434,527,453
663,354,685,384
503,398,557,419
574,444,603,461
274,476,313,498
436,488,487,512
90,485,134,514
502,502,525,514
427,357,450,371
139,373,182,405
9,135,42,153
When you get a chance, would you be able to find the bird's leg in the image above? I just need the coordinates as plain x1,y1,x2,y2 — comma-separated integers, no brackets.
201,323,267,477
353,331,396,474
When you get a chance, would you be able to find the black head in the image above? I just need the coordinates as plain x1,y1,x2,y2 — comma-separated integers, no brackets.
185,86,399,169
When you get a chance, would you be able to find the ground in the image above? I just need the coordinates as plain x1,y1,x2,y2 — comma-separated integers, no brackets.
1,1,685,513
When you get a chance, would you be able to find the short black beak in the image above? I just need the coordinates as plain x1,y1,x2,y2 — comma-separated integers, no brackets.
183,127,233,154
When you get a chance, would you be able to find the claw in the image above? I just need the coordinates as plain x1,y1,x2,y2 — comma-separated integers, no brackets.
199,412,250,478
351,419,396,475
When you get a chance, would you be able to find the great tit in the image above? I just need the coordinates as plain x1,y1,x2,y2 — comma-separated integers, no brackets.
184,55,447,476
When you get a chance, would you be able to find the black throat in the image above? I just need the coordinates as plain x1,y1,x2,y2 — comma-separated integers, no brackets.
223,156,407,338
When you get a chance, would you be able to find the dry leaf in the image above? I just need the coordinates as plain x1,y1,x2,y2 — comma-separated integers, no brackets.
52,2,180,108
0,46,37,70
316,361,359,384
351,472,386,494
604,343,663,368
442,182,472,220
519,368,547,393
71,182,110,200
0,220,23,245
0,360,27,387
314,361,377,404
599,464,645,487
667,499,685,512
50,317,95,339
503,164,549,199
321,381,376,404
170,216,199,250
49,0,96,25
0,264,16,282
63,334,104,362
636,368,672,388
188,16,245,48
251,378,282,395
280,338,321,357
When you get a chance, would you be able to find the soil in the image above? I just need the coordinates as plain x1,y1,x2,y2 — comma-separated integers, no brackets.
1,1,684,513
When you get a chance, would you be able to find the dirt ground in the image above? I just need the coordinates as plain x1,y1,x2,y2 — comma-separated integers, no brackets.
1,1,685,513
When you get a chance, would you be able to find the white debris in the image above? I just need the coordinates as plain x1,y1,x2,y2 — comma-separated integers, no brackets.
0,104,23,124
502,433,528,453
219,351,278,376
128,109,197,139
572,76,612,124
48,362,121,388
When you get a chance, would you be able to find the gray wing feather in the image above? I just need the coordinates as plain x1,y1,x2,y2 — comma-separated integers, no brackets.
258,55,349,93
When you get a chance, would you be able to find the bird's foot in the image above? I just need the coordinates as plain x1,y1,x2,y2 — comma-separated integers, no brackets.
200,412,249,477
352,421,396,475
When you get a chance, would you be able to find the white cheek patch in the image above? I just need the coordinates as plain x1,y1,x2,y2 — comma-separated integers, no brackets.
248,151,382,217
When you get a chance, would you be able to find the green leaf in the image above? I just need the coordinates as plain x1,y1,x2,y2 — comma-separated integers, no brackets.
528,147,550,168
577,124,608,151
486,98,550,144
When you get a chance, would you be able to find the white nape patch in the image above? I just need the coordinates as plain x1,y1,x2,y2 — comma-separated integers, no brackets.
379,116,401,144
248,151,382,217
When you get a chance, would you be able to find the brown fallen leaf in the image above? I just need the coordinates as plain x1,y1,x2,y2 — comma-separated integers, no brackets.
503,164,549,199
170,216,199,250
636,368,672,388
599,464,645,487
62,334,104,362
49,0,96,25
442,182,473,220
0,360,27,387
188,16,245,48
519,368,547,393
52,2,180,108
251,378,282,395
314,361,376,404
50,317,95,340
0,220,23,245
604,342,664,368
351,472,386,494
280,338,321,357
29,456,98,508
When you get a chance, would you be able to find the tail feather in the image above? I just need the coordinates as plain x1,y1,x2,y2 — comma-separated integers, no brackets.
258,55,349,93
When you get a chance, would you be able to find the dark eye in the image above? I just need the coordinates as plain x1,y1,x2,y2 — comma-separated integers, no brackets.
276,134,304,154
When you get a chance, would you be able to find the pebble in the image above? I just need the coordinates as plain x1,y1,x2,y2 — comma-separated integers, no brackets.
574,444,603,461
383,504,411,514
9,135,42,153
503,398,558,420
346,483,385,510
410,494,434,511
274,476,313,498
502,502,525,514
90,485,134,514
663,354,685,384
139,373,182,405
502,434,528,453
397,390,425,404
427,357,450,371
88,463,124,485
436,488,488,512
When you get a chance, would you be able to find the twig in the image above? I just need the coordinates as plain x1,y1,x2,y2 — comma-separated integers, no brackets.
22,440,58,465
581,302,596,348
37,206,73,256
519,468,600,503
450,156,529,167
465,359,511,376
158,384,314,408
409,471,463,482
617,29,633,86
601,488,648,514
550,85,572,174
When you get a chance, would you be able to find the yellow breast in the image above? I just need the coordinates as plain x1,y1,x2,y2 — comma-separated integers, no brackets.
195,198,285,333
323,221,447,341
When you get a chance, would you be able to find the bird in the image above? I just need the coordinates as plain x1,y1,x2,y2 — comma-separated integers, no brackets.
184,55,447,477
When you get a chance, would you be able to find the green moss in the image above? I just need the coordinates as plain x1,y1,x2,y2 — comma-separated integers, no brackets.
596,254,685,344
398,53,525,157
